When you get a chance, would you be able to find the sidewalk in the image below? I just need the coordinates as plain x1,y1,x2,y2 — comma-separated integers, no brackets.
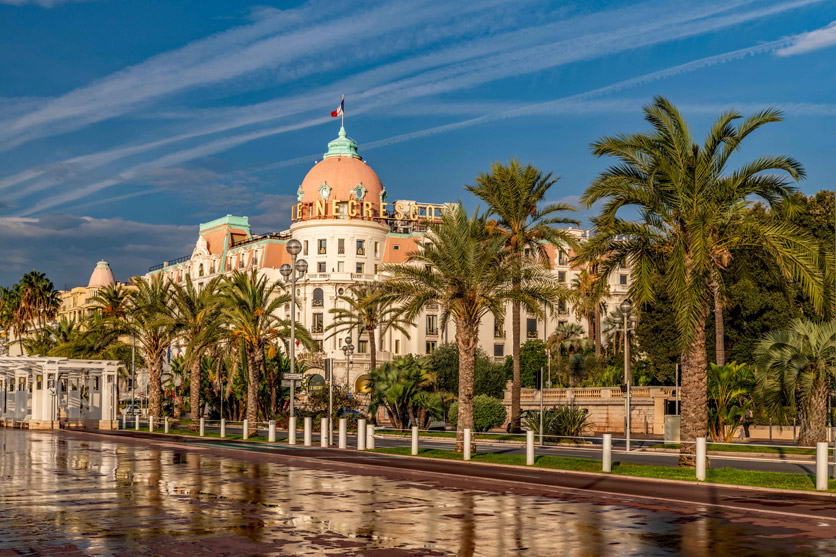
59,428,836,521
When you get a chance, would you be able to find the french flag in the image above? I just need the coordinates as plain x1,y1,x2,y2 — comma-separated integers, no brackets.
331,95,344,118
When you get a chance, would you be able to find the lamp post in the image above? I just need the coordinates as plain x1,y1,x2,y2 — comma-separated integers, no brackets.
280,239,307,420
341,335,354,386
620,298,633,452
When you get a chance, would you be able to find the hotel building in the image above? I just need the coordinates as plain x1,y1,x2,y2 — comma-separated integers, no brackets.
147,126,630,391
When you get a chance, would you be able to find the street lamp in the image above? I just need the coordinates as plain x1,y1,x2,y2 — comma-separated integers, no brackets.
280,238,307,419
341,335,355,386
620,298,633,452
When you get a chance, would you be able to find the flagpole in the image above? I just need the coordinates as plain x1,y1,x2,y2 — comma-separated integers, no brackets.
341,94,345,128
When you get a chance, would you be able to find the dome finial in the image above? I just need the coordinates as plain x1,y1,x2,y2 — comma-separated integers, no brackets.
324,126,360,160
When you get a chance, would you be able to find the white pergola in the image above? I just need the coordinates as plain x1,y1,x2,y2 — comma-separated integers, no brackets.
0,356,119,429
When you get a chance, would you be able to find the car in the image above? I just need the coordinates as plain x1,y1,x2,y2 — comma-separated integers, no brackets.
121,403,142,417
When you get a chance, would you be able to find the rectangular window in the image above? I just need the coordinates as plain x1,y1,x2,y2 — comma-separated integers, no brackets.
558,271,566,283
620,274,628,285
358,340,368,354
312,313,323,334
394,339,401,354
314,340,324,352
338,238,345,254
356,239,366,255
558,250,568,266
374,264,378,274
426,314,438,335
526,318,538,339
374,241,380,257
303,240,308,256
317,262,326,273
356,262,365,274
337,261,344,272
558,300,567,314
494,319,504,338
425,341,437,354
494,344,504,357
318,239,327,254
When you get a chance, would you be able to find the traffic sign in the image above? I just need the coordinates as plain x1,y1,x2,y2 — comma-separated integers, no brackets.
284,373,305,380
281,380,292,387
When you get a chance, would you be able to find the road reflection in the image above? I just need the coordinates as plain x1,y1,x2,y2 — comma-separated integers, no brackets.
0,429,831,556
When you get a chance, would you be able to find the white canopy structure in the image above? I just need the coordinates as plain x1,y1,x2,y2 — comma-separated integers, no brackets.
0,356,119,430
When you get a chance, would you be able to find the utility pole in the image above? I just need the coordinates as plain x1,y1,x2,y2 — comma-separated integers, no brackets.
620,299,633,452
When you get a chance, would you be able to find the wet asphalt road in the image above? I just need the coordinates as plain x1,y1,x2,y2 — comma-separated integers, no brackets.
2,428,836,556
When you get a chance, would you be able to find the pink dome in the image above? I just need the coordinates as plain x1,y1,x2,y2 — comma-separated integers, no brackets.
88,260,115,288
296,126,384,219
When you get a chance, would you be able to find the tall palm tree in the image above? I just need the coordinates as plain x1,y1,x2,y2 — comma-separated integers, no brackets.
466,158,579,432
577,96,824,465
220,270,290,435
123,275,176,419
571,267,608,356
326,282,411,375
383,205,561,451
756,319,835,446
91,284,130,321
171,276,223,423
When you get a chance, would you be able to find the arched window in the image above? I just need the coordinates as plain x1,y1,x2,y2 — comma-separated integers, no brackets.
354,375,370,394
312,288,324,307
198,264,204,277
308,374,325,390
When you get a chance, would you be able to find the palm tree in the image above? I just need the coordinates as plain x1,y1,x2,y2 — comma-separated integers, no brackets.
756,319,835,446
326,282,411,375
571,267,608,356
366,355,443,429
577,96,824,465
91,284,130,321
466,158,579,432
123,275,176,420
220,270,290,435
170,276,223,424
383,205,561,451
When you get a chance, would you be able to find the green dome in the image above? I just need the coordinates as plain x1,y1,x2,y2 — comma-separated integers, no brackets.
323,126,360,159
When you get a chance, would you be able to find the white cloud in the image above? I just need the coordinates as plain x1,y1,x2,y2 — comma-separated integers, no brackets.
775,20,836,56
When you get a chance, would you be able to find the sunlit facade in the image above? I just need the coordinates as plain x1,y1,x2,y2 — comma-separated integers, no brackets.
147,126,631,391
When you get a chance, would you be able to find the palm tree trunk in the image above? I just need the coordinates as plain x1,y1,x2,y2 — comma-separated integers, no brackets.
799,378,828,446
148,353,163,419
189,357,201,426
510,298,522,432
713,281,725,366
678,313,709,467
246,348,261,436
369,326,377,373
594,304,601,358
455,318,477,453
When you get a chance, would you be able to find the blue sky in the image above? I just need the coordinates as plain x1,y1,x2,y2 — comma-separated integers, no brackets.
0,0,834,288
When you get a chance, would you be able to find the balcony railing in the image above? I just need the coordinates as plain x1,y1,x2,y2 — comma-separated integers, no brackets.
148,254,191,272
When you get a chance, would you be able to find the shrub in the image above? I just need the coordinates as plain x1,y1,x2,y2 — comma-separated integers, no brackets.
522,405,590,438
448,395,507,432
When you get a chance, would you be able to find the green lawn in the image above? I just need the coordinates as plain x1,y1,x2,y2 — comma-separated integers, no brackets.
370,447,836,493
146,427,287,443
650,443,816,456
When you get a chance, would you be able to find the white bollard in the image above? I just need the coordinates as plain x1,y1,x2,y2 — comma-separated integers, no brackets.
122,413,126,429
833,440,836,479
135,415,140,431
696,437,707,481
199,417,205,437
357,418,367,450
149,416,154,432
164,417,169,434
242,419,249,440
268,420,276,443
288,416,297,445
321,418,329,447
602,434,612,472
411,426,419,456
817,442,829,491
220,418,226,438
367,424,376,450
339,418,347,449
463,428,472,461
304,417,312,446
526,430,534,465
